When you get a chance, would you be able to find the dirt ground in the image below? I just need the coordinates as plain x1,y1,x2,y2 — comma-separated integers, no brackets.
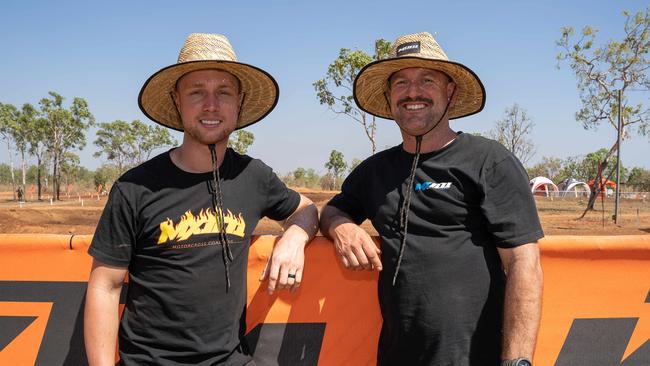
0,189,649,236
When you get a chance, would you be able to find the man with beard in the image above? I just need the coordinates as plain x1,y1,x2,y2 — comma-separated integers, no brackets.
320,32,543,366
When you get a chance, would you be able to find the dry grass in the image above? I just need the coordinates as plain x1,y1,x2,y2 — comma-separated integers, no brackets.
0,190,648,236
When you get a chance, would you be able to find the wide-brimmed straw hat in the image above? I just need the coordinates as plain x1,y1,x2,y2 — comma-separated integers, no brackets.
139,33,279,131
354,32,485,120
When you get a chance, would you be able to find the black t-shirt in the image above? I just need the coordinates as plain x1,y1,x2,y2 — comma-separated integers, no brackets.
89,148,300,365
328,133,544,366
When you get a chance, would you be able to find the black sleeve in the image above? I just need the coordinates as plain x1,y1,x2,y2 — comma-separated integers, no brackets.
87,183,136,267
262,166,301,221
326,165,367,225
480,154,544,248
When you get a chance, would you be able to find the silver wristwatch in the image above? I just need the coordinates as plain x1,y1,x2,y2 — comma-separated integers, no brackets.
501,358,532,366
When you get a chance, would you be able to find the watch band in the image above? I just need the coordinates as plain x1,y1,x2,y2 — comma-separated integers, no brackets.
501,358,532,366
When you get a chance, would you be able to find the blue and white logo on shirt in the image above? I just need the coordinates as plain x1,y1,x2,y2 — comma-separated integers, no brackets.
415,181,452,191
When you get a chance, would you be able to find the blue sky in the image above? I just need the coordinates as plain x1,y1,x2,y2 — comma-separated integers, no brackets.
1,0,648,175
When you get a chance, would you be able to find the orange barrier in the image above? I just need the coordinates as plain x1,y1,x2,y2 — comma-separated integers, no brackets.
0,234,648,365
536,235,650,365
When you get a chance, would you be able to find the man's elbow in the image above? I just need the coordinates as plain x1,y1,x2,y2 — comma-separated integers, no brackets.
294,196,317,220
319,205,335,235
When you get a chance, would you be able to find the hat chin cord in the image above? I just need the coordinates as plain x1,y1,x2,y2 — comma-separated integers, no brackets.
392,91,454,286
208,143,234,292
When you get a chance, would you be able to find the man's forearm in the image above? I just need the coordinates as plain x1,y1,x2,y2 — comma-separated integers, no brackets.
501,252,543,359
85,285,122,365
319,205,353,239
85,269,124,366
282,199,318,242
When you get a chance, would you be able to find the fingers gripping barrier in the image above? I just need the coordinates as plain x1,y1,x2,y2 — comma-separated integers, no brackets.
0,234,648,365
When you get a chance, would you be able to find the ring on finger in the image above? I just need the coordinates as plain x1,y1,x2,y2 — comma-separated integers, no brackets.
288,273,296,279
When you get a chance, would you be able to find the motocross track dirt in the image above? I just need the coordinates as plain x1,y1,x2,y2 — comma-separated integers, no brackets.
1,189,649,236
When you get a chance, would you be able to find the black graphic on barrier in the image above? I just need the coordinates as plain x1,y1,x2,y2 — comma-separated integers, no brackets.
246,322,326,365
0,281,88,365
0,282,327,365
556,318,649,365
555,290,650,365
4,281,646,365
0,316,37,350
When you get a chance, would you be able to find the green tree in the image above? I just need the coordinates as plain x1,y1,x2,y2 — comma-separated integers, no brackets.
557,156,589,182
527,156,563,181
59,152,81,193
228,130,255,155
76,166,95,188
557,6,650,209
293,167,306,182
131,120,176,163
25,164,39,185
582,149,610,181
94,120,133,172
488,103,536,165
24,108,50,200
0,102,19,199
577,148,627,184
94,119,176,173
283,167,320,188
314,39,391,154
627,167,650,191
39,92,94,200
14,103,38,189
303,168,320,189
558,150,614,183
325,150,347,189
94,164,121,190
0,163,13,185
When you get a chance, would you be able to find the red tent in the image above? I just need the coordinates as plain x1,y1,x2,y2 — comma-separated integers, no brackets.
587,179,617,197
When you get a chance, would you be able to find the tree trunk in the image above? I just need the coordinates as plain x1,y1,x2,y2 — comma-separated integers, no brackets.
6,141,16,201
36,155,42,200
20,150,27,201
52,152,59,201
21,150,26,187
579,141,618,218
10,161,16,201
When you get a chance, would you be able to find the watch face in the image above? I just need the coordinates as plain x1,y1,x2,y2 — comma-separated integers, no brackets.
516,360,532,366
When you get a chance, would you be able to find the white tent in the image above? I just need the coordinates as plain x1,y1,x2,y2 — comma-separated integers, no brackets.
558,178,590,197
530,176,559,197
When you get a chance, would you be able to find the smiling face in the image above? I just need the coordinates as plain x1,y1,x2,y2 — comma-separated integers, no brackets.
172,69,242,147
386,67,456,136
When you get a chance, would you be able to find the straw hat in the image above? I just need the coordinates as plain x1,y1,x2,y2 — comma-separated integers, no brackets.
139,33,279,131
354,32,485,120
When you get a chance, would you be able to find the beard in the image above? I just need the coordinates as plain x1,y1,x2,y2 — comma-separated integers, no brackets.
394,110,439,135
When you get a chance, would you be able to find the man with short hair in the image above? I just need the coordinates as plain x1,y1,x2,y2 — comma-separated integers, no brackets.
320,32,543,366
85,33,318,365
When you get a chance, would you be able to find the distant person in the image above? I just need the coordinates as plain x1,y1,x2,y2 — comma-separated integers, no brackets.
84,33,318,365
320,32,543,366
16,185,24,202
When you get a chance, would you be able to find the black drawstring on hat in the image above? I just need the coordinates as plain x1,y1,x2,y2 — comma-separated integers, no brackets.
393,135,422,286
392,89,455,286
208,144,234,291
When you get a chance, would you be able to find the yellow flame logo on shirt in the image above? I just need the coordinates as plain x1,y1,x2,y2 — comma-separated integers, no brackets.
157,208,246,244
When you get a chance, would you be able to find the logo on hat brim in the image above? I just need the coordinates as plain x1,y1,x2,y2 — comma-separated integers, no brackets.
353,56,485,121
353,32,485,122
